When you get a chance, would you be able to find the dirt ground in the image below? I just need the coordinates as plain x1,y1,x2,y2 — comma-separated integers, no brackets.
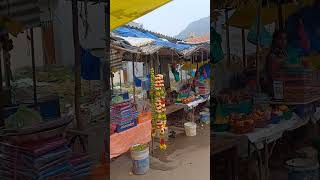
110,124,210,180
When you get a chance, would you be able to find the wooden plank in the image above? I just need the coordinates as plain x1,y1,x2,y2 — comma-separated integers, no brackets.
270,96,320,105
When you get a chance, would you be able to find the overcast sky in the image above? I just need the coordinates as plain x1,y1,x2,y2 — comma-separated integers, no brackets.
134,0,210,37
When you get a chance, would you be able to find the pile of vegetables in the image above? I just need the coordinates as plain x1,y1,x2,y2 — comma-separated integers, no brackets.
5,106,43,129
150,69,167,150
111,95,124,104
131,144,148,152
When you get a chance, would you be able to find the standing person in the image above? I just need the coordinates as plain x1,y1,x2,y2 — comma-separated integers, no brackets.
264,30,288,95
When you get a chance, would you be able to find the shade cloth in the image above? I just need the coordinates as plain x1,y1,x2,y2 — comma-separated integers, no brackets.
110,120,151,159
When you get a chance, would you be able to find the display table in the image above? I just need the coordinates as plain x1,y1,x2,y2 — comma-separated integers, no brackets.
213,110,320,180
212,135,242,180
165,104,185,115
110,120,151,159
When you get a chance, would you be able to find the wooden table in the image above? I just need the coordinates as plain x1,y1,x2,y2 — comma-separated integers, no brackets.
165,104,185,115
212,135,241,180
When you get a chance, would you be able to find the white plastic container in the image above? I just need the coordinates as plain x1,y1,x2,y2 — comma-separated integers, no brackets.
184,122,197,136
131,145,150,175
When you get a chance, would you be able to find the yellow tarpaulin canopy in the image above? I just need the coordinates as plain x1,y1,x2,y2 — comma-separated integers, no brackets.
228,2,300,29
110,0,172,31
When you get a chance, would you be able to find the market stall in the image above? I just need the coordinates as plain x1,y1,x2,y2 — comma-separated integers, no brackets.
109,25,211,158
212,1,320,180
0,1,111,179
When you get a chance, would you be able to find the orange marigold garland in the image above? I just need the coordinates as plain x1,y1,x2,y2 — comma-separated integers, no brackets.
150,68,167,150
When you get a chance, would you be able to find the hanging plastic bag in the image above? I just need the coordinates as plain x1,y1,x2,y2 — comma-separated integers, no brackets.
171,64,180,82
284,46,303,65
247,19,272,48
211,27,224,64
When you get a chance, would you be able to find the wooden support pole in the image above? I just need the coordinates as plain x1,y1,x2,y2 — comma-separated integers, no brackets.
72,0,82,130
30,28,38,107
278,0,284,30
225,9,231,66
256,0,262,92
0,46,3,127
3,42,10,89
157,53,160,74
242,28,246,67
0,45,2,93
132,54,136,103
119,71,122,91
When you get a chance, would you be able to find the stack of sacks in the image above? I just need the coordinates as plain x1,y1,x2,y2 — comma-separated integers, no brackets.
273,68,320,102
0,137,72,179
110,99,139,132
69,153,92,179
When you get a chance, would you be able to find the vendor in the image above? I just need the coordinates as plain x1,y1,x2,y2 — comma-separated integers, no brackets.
192,70,204,92
265,30,288,95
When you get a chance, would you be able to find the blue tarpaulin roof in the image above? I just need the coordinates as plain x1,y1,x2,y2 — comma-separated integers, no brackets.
113,27,192,51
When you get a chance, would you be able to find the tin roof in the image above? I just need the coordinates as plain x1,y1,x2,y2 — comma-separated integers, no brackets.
185,34,210,45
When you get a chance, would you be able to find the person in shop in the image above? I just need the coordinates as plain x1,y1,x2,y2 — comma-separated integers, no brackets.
264,30,288,95
192,70,205,93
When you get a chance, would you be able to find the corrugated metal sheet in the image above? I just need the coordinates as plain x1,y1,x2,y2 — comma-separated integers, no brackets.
185,34,210,45
0,0,40,28
181,45,210,58
139,45,163,54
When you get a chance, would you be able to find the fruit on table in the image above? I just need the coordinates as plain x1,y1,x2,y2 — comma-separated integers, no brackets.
278,105,289,112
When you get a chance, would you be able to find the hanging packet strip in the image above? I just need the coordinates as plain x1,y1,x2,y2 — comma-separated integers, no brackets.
247,19,272,48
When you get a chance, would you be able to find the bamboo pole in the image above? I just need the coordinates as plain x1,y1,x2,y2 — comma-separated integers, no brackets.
72,0,82,130
256,0,262,92
30,28,38,107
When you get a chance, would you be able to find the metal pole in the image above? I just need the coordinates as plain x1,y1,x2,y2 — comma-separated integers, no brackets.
72,0,82,130
30,28,37,107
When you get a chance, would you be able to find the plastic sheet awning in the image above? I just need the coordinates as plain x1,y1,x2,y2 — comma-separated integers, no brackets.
228,2,300,29
113,27,192,51
110,0,172,31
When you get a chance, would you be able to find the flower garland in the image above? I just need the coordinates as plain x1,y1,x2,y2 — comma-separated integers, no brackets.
150,68,167,150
